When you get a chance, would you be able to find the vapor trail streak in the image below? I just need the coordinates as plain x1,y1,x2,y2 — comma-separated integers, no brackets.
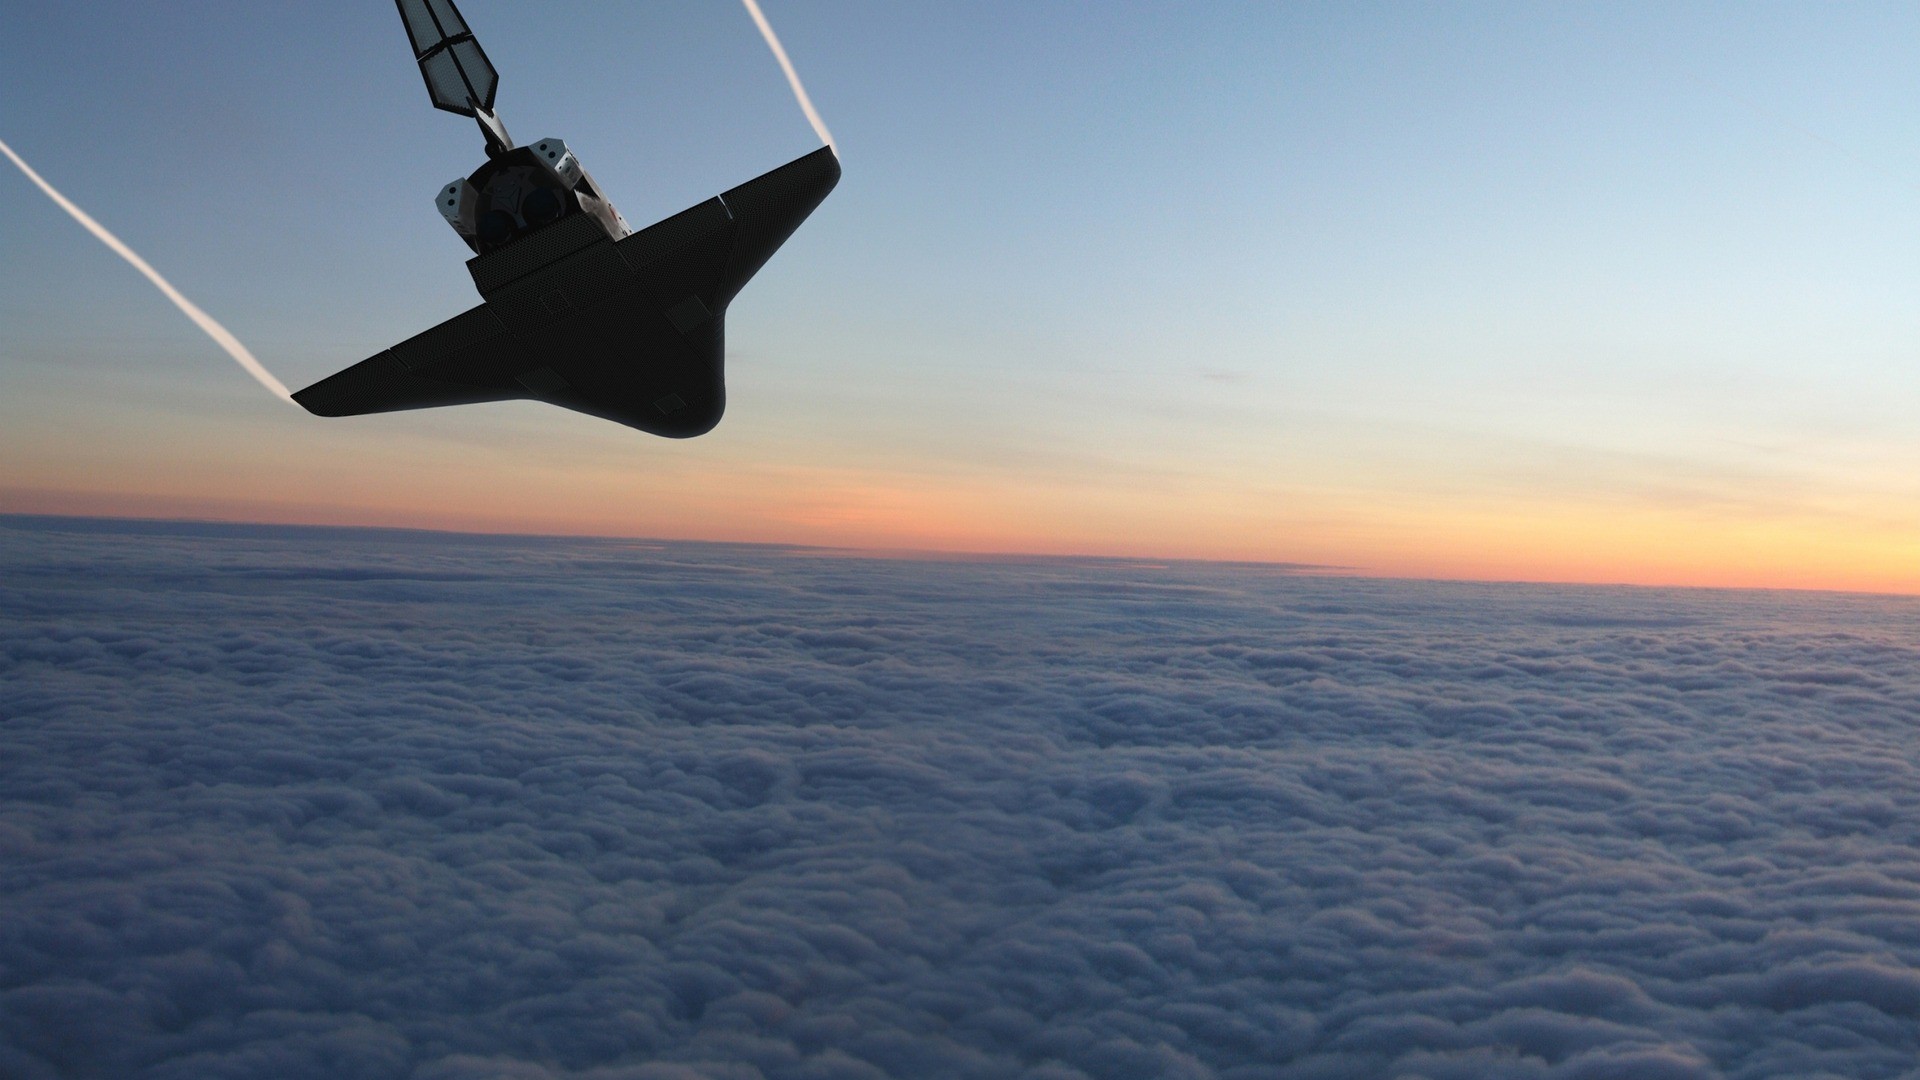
0,134,294,403
739,0,837,154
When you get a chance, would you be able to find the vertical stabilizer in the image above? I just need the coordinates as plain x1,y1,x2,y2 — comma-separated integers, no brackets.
395,0,510,153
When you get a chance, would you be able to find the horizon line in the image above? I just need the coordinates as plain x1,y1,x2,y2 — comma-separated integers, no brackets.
5,510,1913,601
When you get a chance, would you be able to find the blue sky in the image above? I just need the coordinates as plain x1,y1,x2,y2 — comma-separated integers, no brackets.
4,2,1920,588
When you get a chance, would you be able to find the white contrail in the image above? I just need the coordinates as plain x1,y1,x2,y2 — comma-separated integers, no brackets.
0,134,295,403
739,0,837,154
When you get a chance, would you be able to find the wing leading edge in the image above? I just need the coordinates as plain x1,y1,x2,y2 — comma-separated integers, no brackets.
294,146,840,438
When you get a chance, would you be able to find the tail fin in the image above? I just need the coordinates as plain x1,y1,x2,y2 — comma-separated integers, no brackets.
396,0,498,117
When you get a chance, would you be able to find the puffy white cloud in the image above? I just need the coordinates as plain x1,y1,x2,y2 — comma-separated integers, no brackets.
4,515,1920,1078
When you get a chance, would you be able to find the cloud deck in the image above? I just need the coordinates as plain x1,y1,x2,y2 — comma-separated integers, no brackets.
3,516,1920,1078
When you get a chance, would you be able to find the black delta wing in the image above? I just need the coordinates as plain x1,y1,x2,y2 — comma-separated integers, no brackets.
293,0,838,437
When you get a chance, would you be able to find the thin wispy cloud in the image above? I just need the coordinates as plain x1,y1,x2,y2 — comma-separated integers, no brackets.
740,0,837,154
0,136,294,403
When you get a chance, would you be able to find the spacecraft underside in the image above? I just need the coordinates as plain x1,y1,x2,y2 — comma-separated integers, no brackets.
292,0,838,437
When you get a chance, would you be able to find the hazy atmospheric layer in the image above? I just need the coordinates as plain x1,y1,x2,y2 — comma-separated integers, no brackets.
4,517,1920,1080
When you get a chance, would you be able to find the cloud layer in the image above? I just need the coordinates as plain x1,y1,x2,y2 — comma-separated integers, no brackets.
4,515,1920,1079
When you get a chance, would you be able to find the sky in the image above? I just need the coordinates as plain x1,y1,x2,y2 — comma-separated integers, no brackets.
3,1,1920,592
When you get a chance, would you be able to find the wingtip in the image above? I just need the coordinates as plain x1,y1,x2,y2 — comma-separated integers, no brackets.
288,386,333,417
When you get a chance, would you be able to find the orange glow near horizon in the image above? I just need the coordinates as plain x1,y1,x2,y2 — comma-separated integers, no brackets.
4,370,1916,597
8,464,1920,597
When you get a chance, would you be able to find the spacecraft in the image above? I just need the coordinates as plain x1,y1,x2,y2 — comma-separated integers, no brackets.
293,0,839,437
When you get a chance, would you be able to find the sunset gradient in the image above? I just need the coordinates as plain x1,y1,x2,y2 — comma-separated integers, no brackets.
4,1,1919,593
